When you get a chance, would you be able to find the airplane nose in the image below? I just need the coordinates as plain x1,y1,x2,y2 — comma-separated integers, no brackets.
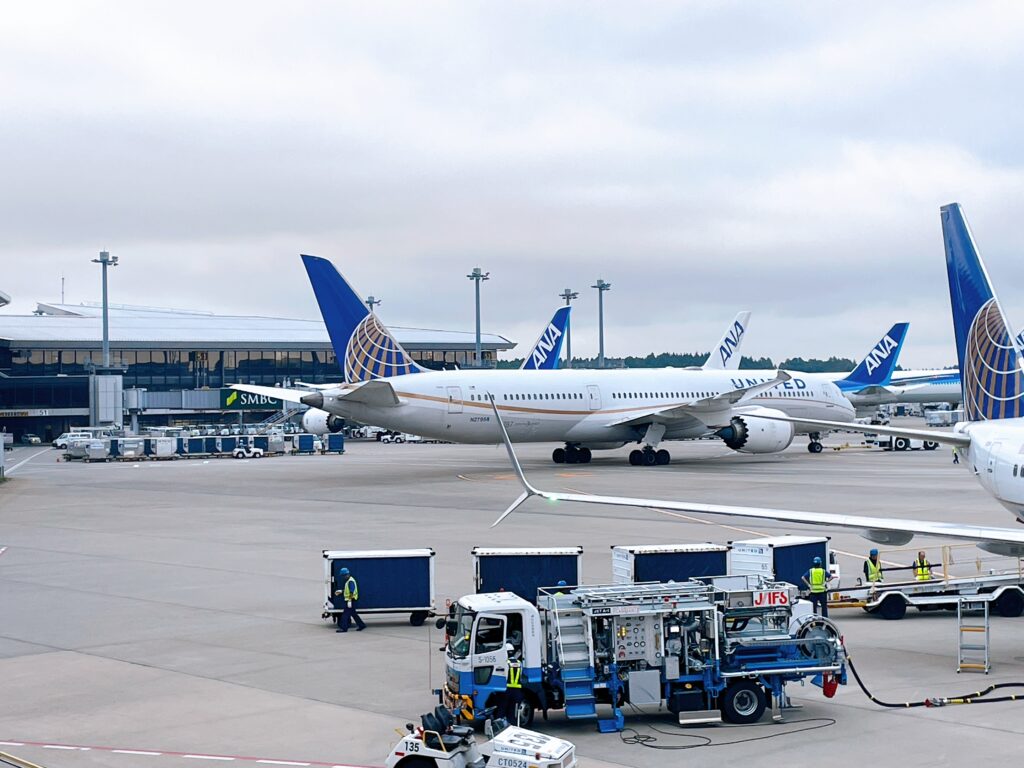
300,392,324,409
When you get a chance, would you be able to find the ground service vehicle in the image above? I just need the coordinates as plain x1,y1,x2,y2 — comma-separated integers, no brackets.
232,437,265,459
385,707,575,768
53,432,90,449
441,578,846,730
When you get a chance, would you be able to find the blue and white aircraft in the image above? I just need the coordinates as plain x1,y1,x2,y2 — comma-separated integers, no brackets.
489,203,1024,555
520,306,571,371
234,256,855,465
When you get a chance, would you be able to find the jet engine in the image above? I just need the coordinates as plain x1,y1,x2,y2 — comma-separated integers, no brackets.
715,407,794,454
301,408,344,435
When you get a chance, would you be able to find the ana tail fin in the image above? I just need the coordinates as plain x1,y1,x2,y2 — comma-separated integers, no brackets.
941,204,1024,420
703,311,751,370
520,306,571,370
837,323,909,389
300,255,424,383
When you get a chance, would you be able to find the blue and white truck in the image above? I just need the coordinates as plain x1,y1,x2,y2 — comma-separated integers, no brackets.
440,578,846,730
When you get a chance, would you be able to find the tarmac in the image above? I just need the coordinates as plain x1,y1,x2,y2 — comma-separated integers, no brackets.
1,431,1022,767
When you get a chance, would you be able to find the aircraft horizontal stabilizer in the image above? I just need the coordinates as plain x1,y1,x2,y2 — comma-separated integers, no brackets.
485,397,1023,554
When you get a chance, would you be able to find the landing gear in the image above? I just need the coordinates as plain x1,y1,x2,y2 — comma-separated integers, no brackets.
629,446,671,466
808,432,824,454
553,445,591,464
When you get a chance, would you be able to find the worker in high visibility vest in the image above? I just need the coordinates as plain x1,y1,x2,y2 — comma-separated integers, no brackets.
801,556,831,617
913,551,932,581
864,549,884,583
334,566,367,633
503,651,526,724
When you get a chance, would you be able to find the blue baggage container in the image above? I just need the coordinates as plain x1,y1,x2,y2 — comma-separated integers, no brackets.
203,436,218,453
295,433,316,454
187,437,205,455
472,547,584,603
253,435,269,451
729,535,831,587
612,544,729,584
219,436,237,453
322,549,435,626
324,433,345,453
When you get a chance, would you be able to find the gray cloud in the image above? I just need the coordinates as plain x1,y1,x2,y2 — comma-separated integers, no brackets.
3,1,1024,368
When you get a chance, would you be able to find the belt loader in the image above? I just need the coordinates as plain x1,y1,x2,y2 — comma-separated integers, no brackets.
440,577,846,730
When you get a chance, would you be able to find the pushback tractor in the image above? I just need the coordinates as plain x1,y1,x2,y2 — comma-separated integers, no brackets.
440,577,846,730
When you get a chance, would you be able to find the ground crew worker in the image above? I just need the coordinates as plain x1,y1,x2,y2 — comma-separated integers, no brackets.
864,549,884,583
802,556,831,617
913,551,932,581
554,579,567,596
504,649,525,724
334,566,366,633
952,448,960,464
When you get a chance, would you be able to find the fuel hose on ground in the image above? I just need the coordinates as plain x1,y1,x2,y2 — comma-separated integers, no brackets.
844,644,1024,707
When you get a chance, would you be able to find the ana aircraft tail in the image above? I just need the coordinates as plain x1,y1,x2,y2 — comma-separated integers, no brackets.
703,311,751,370
301,255,424,383
941,204,1024,420
520,306,571,370
835,322,909,390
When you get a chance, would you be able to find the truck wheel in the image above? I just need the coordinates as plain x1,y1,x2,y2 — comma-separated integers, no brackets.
923,441,938,451
409,611,428,626
894,437,909,451
720,680,766,724
878,595,907,620
510,697,535,727
995,589,1024,618
396,758,435,768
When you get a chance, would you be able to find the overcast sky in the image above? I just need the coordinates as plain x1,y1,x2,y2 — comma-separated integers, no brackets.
3,1,1024,366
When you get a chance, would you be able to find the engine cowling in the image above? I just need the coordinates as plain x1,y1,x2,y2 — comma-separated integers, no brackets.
715,407,794,454
301,408,344,435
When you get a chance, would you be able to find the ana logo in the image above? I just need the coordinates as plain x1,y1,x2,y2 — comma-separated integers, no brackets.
531,322,563,368
225,390,239,407
863,334,898,375
718,320,745,366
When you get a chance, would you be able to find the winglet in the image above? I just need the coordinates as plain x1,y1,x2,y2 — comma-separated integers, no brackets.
487,393,539,525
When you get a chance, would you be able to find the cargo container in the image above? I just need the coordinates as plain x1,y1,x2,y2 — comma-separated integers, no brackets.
472,546,584,603
728,535,837,587
612,543,730,584
294,433,317,454
322,548,435,626
324,433,346,454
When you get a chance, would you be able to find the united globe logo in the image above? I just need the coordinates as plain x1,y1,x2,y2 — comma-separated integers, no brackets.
963,299,1024,420
344,313,420,383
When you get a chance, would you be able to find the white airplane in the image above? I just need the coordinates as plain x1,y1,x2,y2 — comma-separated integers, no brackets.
701,311,751,370
232,256,855,466
485,203,1024,559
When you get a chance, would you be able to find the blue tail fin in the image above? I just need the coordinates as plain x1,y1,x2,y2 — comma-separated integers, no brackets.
300,255,424,382
520,306,571,370
836,323,909,389
941,203,1024,420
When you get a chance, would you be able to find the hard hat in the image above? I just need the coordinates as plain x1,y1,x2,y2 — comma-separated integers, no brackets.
557,580,567,587
813,557,823,566
870,549,879,556
339,567,350,576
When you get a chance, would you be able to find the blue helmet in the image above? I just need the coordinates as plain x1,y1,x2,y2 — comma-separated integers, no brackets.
813,557,823,566
557,580,567,587
339,567,350,576
870,549,879,557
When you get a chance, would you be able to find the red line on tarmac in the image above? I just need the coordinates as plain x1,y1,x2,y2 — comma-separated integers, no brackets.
0,740,380,768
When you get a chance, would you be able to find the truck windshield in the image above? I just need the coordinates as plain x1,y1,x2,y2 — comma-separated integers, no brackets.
448,604,475,658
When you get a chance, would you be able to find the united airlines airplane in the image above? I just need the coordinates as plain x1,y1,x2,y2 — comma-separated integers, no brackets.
232,256,855,465
488,204,1024,557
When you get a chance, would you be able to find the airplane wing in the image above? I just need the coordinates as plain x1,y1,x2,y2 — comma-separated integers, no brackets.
230,380,400,408
754,414,971,448
605,371,790,428
485,397,1023,557
228,383,310,404
702,311,751,370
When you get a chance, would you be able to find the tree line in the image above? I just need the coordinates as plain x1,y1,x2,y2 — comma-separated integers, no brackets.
497,352,862,372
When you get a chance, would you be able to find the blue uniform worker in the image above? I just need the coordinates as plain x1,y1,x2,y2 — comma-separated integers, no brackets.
334,567,366,633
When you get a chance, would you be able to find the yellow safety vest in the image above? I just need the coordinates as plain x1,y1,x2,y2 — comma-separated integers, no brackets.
507,664,522,689
343,576,359,600
866,558,883,582
809,567,827,593
914,559,931,581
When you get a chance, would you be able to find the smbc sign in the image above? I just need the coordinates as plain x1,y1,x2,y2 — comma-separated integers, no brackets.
221,389,283,410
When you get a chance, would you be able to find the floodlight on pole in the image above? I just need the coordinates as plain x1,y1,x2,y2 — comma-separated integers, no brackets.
467,267,490,367
90,250,119,367
558,288,579,368
365,295,382,312
591,278,611,368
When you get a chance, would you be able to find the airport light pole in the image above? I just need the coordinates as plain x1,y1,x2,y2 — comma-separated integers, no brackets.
467,267,490,367
91,250,119,367
559,288,579,368
365,295,381,313
592,278,611,368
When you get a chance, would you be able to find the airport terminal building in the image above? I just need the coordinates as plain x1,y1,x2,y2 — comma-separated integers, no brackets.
0,302,514,441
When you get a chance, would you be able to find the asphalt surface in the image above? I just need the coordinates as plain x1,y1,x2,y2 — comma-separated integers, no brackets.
1,432,1022,767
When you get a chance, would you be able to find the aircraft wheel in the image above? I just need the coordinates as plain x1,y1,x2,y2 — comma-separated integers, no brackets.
552,447,566,464
577,447,592,464
629,450,643,466
564,446,579,464
656,449,671,465
808,442,823,454
643,449,658,466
